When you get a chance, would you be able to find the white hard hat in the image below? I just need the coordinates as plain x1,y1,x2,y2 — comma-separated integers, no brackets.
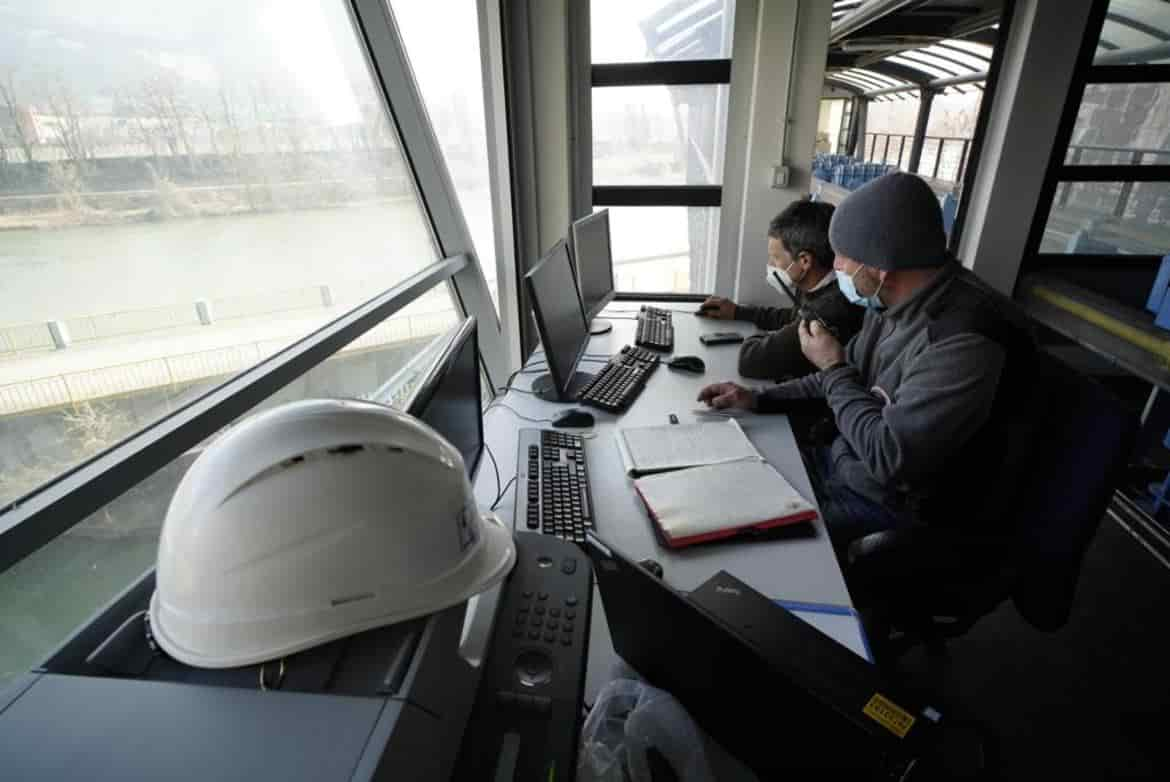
149,398,515,668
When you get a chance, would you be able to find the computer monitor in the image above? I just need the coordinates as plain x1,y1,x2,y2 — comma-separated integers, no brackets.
524,239,594,402
408,316,484,479
569,209,616,336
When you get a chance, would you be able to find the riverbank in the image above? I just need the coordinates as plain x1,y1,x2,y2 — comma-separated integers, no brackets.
0,178,414,231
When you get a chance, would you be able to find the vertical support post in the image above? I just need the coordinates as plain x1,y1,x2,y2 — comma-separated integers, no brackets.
47,320,71,350
1114,150,1143,217
195,299,214,325
955,138,971,183
881,134,891,164
907,88,936,174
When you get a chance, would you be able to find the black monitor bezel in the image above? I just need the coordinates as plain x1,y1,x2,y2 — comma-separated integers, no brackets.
568,209,617,322
406,316,484,480
523,240,591,400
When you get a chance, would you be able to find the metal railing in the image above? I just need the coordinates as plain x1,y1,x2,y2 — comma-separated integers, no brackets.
861,133,972,183
1059,143,1170,215
0,303,457,416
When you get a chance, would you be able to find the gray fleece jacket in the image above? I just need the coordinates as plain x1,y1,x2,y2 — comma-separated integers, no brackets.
754,262,1006,514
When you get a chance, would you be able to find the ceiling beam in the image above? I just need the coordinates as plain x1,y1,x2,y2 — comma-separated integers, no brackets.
830,0,923,43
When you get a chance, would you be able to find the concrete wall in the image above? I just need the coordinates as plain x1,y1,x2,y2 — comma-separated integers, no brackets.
719,0,834,307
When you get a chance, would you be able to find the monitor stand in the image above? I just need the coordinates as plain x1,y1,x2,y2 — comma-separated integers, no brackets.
588,318,613,335
531,371,595,402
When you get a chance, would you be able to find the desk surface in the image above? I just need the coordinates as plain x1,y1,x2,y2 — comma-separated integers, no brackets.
473,303,853,701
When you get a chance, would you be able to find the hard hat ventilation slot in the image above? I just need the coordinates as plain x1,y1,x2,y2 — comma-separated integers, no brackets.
327,444,365,455
280,455,306,468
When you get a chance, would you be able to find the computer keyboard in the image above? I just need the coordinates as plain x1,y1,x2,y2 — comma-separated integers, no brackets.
635,306,674,351
515,429,595,543
576,344,660,412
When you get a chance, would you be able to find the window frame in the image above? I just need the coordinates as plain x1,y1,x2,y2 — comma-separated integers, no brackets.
1022,0,1170,273
577,0,736,299
0,0,507,574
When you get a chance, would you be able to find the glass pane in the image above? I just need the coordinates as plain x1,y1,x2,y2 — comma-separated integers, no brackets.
603,206,719,293
0,295,460,688
1041,181,1170,254
1066,83,1170,165
1095,1,1170,64
592,0,737,63
593,84,728,185
389,0,501,312
0,1,441,509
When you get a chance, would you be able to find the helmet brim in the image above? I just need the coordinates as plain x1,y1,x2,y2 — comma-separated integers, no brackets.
148,511,517,669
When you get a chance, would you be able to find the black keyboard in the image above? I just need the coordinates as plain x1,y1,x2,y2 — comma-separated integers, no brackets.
576,344,660,412
635,306,674,351
515,429,594,543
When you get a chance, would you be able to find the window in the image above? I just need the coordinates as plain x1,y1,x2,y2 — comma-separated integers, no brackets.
0,305,459,689
1065,83,1170,165
1094,1,1170,65
591,0,736,63
0,0,443,510
603,206,719,291
1026,1,1170,261
593,84,728,186
589,0,735,295
389,0,502,311
1042,181,1170,255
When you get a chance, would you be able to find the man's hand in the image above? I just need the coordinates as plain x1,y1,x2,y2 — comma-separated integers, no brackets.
697,296,736,320
798,319,845,371
697,381,755,410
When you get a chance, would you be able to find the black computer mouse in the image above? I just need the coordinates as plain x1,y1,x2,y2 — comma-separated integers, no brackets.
552,408,595,428
667,355,705,373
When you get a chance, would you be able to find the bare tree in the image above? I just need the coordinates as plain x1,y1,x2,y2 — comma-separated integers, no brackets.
0,67,37,163
42,75,90,163
139,72,197,174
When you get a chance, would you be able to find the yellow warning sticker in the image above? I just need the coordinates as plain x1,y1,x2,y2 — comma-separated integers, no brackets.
863,693,916,738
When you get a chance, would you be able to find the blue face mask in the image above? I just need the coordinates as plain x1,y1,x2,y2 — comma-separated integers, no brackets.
836,267,885,310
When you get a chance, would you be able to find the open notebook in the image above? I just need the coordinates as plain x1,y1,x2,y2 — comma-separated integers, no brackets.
615,419,763,477
633,460,817,548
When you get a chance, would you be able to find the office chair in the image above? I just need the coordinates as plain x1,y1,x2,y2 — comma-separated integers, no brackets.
846,348,1139,661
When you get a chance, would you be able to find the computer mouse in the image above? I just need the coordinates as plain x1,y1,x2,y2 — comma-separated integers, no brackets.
552,408,595,428
667,355,705,373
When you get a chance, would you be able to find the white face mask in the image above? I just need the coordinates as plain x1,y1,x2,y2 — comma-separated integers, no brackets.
766,268,796,302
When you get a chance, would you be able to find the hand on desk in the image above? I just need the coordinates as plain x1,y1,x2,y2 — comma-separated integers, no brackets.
697,296,736,320
697,381,755,410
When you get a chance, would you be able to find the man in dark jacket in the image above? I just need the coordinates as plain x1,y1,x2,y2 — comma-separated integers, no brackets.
699,200,863,381
698,173,1029,544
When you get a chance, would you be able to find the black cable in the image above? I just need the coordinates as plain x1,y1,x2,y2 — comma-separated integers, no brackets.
485,401,552,424
482,440,501,507
491,476,517,511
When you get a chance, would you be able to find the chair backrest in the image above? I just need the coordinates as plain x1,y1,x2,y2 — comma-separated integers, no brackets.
1007,350,1139,630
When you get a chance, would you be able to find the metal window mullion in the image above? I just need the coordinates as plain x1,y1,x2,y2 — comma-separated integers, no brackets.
349,0,509,392
0,256,468,574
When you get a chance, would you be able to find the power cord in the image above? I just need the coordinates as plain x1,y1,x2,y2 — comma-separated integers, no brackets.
491,476,517,511
485,400,552,425
482,440,502,508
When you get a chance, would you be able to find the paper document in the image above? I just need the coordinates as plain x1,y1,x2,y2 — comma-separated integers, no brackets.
617,418,762,476
634,460,816,547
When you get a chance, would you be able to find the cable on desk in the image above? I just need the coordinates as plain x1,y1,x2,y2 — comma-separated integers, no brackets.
491,476,517,511
485,401,552,425
482,440,501,508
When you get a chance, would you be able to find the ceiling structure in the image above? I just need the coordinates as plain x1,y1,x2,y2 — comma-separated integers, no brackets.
825,0,1002,101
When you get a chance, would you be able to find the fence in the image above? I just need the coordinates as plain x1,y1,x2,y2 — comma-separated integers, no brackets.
0,276,451,356
861,133,972,183
0,303,457,416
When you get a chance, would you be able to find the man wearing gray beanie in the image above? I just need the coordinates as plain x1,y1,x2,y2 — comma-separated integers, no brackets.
699,172,1032,543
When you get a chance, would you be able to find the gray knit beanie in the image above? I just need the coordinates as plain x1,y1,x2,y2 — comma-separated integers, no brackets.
828,172,947,270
